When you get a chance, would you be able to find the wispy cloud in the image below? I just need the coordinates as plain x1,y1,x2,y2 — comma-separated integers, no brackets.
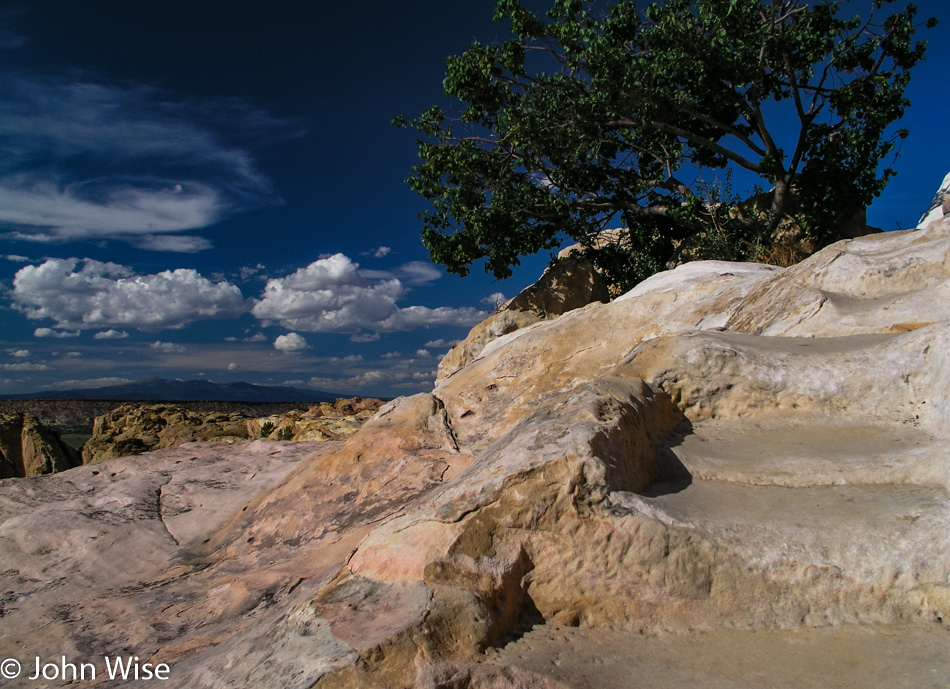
239,263,267,281
360,246,391,259
0,76,301,247
41,377,132,389
93,329,129,340
151,341,188,354
359,260,442,286
1,362,50,371
0,9,27,51
252,253,485,334
13,258,248,331
0,27,26,51
376,305,485,331
135,233,215,253
424,338,460,349
224,331,266,343
33,327,80,338
304,361,438,393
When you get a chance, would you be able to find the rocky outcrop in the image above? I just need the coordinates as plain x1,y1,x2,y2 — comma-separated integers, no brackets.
3,220,950,687
918,170,950,228
437,256,609,382
248,397,383,442
81,398,384,464
81,404,254,464
0,412,80,478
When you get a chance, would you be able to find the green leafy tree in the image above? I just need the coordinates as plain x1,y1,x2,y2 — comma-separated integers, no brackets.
399,0,936,291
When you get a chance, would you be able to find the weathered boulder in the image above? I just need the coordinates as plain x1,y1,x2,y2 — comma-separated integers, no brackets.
0,412,80,478
3,220,950,688
437,257,608,382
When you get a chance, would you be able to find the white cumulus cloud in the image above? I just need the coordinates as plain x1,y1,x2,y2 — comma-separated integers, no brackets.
273,332,309,352
481,292,507,307
252,253,485,334
12,258,248,331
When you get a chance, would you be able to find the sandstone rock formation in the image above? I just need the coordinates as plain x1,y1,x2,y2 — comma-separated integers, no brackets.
81,398,384,464
249,397,384,442
437,256,608,381
0,412,80,478
3,221,950,687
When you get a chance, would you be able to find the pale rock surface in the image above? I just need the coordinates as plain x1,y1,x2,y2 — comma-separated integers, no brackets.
3,221,950,687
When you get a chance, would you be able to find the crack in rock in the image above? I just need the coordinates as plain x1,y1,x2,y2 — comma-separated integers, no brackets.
157,479,181,547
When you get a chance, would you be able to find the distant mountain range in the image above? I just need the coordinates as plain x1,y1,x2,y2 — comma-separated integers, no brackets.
0,377,345,403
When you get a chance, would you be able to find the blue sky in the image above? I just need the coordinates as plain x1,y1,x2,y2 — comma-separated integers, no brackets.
0,0,946,398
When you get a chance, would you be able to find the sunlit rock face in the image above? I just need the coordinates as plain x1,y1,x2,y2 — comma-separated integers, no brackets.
0,412,80,478
436,256,609,383
918,170,950,229
3,219,950,688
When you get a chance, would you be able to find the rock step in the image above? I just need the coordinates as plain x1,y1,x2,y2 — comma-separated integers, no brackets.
487,623,950,689
614,477,950,594
667,421,947,488
630,419,950,585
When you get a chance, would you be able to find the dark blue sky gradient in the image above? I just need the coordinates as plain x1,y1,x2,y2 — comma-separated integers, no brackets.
0,0,946,397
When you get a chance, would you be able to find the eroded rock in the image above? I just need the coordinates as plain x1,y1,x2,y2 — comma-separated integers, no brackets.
3,220,950,687
437,257,609,382
0,412,80,478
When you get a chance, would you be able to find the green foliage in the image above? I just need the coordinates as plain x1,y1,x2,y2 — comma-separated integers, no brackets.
399,0,934,290
259,421,275,438
276,425,294,441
